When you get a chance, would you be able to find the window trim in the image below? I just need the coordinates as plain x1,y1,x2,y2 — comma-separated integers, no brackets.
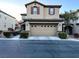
49,8,55,15
33,6,38,14
31,6,40,15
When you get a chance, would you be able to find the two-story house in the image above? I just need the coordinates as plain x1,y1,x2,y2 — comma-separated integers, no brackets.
0,10,17,31
21,1,63,36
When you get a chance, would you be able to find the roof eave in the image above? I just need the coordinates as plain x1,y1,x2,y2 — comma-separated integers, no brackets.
44,5,62,8
25,1,62,8
21,14,27,16
25,1,45,7
0,10,16,19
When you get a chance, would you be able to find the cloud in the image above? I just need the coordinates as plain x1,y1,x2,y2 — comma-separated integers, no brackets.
0,0,40,21
0,1,26,21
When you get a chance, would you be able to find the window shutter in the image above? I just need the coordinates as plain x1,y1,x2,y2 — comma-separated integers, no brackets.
31,7,33,14
49,8,50,14
37,7,40,14
49,8,55,15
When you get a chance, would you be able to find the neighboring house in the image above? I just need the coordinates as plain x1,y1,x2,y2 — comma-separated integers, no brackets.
69,10,79,34
62,10,79,35
0,10,17,31
21,1,63,36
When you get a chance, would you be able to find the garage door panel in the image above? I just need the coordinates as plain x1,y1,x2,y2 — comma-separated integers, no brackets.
30,25,57,36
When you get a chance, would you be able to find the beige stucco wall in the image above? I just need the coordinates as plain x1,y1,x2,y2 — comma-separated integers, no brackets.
27,3,44,19
26,3,60,19
44,8,59,19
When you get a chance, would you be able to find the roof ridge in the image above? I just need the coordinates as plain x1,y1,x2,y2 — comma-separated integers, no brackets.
25,1,61,8
0,10,16,19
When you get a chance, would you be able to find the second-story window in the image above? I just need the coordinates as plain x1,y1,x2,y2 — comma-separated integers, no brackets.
31,6,40,14
33,7,37,14
49,8,55,15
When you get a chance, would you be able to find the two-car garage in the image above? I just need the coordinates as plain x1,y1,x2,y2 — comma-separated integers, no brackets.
30,23,58,36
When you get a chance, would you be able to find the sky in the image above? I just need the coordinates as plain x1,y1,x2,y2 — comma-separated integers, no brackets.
0,0,79,21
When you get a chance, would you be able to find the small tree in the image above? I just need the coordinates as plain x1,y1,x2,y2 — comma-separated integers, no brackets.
60,12,71,26
61,10,78,34
69,10,78,33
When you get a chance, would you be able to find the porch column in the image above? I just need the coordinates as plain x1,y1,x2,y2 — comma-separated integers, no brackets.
57,22,64,32
25,21,30,31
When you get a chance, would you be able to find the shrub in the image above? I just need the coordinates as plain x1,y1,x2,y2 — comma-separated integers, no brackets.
74,33,79,38
3,32,12,38
58,32,67,39
12,31,20,36
20,32,29,38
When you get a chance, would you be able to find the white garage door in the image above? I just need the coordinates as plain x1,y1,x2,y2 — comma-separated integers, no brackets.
30,24,57,36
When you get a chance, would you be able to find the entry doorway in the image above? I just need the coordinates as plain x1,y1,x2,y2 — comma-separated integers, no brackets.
21,24,25,31
63,25,73,35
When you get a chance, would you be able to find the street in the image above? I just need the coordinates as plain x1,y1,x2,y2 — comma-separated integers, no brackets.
0,40,79,58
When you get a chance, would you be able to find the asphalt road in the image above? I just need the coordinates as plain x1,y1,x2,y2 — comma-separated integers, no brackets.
0,40,79,58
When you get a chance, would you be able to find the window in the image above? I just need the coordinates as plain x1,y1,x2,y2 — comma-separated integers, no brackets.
47,25,49,27
35,25,37,27
33,7,37,14
31,6,40,14
49,8,55,15
50,25,52,27
31,25,33,27
41,25,43,27
44,25,46,27
54,25,56,27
